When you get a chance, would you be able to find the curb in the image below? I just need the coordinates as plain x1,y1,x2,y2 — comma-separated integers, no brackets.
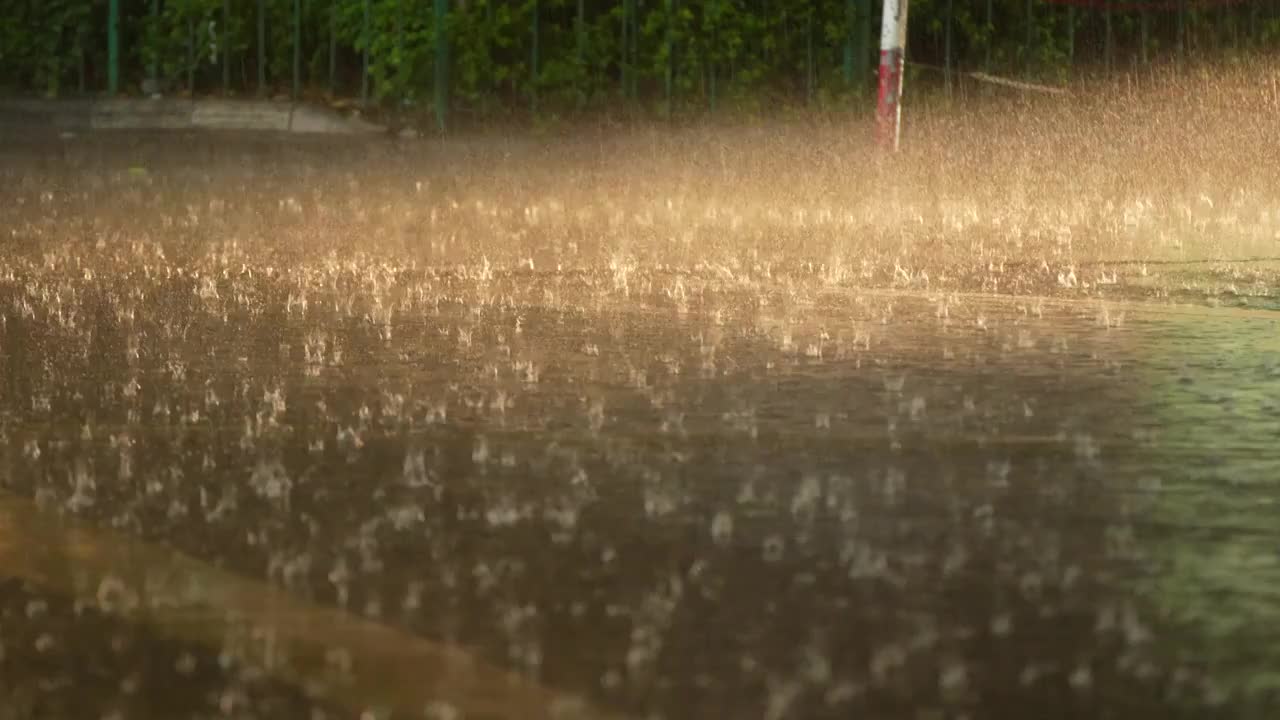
0,98,385,135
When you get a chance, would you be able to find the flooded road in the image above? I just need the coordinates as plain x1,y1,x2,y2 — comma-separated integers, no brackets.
1,130,1279,719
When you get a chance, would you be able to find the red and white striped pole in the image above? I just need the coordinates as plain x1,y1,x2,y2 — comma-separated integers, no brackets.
876,0,910,151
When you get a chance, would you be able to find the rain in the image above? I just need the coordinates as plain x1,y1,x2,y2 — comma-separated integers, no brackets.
3,7,1280,720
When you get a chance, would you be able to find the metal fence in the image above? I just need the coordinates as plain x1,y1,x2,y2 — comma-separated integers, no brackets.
0,0,1273,129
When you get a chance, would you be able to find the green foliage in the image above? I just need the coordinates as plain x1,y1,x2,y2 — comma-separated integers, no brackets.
139,0,228,91
450,1,518,110
0,0,91,96
1,1,1277,118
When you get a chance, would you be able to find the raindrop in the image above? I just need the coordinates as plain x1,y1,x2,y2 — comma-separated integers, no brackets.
710,511,734,547
990,613,1013,637
762,535,786,563
939,660,969,700
1069,664,1094,692
423,701,460,720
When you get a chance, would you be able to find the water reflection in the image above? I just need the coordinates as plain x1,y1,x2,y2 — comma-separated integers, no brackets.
1126,308,1280,717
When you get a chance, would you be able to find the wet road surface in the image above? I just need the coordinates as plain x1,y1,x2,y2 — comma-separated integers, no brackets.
1,131,1278,719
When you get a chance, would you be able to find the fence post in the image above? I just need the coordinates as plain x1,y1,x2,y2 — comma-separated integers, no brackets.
664,0,673,118
187,15,196,94
1140,9,1150,65
396,0,404,93
149,0,160,89
857,0,871,89
293,0,302,100
1067,6,1075,67
805,6,814,104
983,0,993,69
108,0,120,94
531,0,540,116
1105,1,1114,73
627,0,638,99
844,0,855,86
576,0,587,108
258,0,267,96
1250,1,1259,45
709,0,718,111
944,0,953,96
78,22,88,94
876,0,909,150
362,0,371,105
1177,0,1186,60
224,0,232,92
330,0,337,92
434,0,449,132
621,0,630,98
1024,0,1033,77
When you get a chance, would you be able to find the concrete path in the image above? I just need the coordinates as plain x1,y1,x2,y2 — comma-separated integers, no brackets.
0,489,615,720
0,97,385,135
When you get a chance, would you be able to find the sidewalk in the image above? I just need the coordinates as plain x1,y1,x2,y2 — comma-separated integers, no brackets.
0,97,385,135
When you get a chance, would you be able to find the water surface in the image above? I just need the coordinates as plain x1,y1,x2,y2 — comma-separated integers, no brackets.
1,131,1278,719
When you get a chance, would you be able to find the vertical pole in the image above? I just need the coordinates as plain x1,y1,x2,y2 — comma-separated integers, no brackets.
1225,1,1235,50
709,0,718,111
224,0,232,92
108,0,120,94
329,0,337,93
664,0,673,118
944,0,953,97
434,0,448,132
396,0,404,94
576,0,586,67
1067,6,1075,67
1249,0,1259,45
1233,1,1240,48
630,0,639,99
293,0,302,99
876,0,909,151
1140,10,1149,66
856,0,871,89
150,0,160,89
1250,0,1259,45
188,16,196,94
1024,0,1033,78
985,0,993,71
843,0,855,86
79,26,87,95
805,5,814,104
258,0,267,96
762,0,770,65
485,0,495,111
1177,0,1184,60
576,0,587,107
622,0,630,98
531,0,540,116
709,55,717,113
362,0,370,104
1104,1,1113,75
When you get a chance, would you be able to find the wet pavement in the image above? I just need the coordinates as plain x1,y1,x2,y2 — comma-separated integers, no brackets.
1,130,1279,719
